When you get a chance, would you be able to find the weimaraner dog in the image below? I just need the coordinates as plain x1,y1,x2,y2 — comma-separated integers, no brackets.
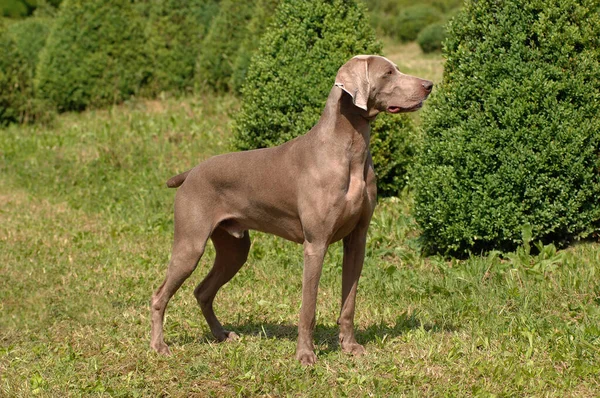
150,55,433,365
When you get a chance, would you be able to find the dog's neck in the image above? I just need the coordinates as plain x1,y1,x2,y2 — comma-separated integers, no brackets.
314,86,373,153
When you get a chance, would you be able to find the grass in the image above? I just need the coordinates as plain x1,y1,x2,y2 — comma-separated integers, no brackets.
1,47,600,396
383,39,445,85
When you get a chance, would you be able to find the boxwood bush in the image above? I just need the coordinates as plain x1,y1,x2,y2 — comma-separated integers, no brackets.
414,0,600,254
195,0,255,92
363,0,460,37
417,21,446,53
0,22,31,125
393,4,441,42
7,16,52,71
231,0,280,93
145,0,219,95
36,0,149,111
4,16,54,124
233,0,417,197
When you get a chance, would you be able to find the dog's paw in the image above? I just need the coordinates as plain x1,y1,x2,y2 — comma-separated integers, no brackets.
296,349,317,366
224,331,239,342
215,330,240,342
341,342,366,356
151,342,172,356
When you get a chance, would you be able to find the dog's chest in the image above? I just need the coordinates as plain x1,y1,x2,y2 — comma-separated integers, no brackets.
332,172,368,237
345,174,366,214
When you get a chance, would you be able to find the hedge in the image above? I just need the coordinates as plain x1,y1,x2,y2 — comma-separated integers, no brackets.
36,0,149,111
0,22,31,125
145,0,219,95
7,16,52,70
417,21,446,53
230,0,280,93
393,5,441,42
414,0,600,254
195,0,255,92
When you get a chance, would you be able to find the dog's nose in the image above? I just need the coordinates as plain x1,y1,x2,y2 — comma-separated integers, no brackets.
422,80,434,93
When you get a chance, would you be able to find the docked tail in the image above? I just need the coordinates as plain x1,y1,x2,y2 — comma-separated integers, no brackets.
166,169,191,188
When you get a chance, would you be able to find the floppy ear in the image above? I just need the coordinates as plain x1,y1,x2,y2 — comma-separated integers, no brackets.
334,56,370,111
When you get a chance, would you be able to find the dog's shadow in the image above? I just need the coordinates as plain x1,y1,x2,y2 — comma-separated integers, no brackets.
173,314,457,354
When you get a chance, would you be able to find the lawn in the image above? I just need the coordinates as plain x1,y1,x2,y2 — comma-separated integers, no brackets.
1,45,600,397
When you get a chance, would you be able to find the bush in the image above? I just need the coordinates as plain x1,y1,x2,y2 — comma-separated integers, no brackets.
414,0,600,254
195,0,255,92
36,0,149,112
363,0,460,37
1,0,61,17
231,0,280,93
1,0,30,18
145,0,219,95
7,16,52,70
417,21,446,53
233,0,417,197
3,16,54,124
370,115,418,196
394,5,441,42
0,22,31,125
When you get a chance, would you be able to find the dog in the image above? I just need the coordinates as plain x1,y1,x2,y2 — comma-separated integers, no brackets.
150,55,433,365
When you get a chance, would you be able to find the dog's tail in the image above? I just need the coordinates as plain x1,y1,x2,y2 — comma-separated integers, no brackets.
166,169,191,188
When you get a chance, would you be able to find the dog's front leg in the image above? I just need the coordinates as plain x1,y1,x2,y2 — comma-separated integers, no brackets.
296,240,327,365
338,224,369,356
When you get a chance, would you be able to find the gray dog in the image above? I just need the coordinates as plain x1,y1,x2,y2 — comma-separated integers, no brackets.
150,55,432,365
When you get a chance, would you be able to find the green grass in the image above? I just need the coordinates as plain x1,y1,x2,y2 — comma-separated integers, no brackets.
2,57,600,396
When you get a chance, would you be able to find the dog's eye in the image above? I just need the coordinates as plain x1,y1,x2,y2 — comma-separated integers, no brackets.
385,70,394,76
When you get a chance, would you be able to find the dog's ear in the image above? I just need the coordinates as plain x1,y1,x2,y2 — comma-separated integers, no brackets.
335,56,370,111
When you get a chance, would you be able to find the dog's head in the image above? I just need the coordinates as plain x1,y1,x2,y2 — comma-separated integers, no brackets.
335,55,433,117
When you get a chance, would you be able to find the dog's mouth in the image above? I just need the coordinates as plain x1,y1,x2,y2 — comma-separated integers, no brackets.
388,102,423,113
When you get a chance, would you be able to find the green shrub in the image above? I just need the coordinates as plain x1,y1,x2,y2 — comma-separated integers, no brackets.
370,115,418,196
3,16,54,124
364,0,462,40
417,21,446,53
233,0,417,197
7,16,52,70
231,0,280,93
1,0,61,18
0,22,30,125
1,0,30,18
195,0,255,92
414,0,600,254
145,0,219,95
36,0,149,112
394,5,441,42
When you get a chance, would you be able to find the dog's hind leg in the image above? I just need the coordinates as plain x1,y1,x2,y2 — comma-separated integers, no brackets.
150,225,210,355
194,226,250,342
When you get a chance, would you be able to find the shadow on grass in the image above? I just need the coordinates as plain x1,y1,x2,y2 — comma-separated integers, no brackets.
171,313,457,354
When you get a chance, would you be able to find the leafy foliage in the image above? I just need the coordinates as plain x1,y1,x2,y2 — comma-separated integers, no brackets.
231,0,280,93
7,16,52,70
414,0,600,254
233,0,417,197
369,115,418,196
1,0,31,18
393,5,441,42
417,21,446,53
36,0,149,111
0,22,31,125
363,0,460,38
145,0,219,95
196,0,255,92
1,0,62,18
